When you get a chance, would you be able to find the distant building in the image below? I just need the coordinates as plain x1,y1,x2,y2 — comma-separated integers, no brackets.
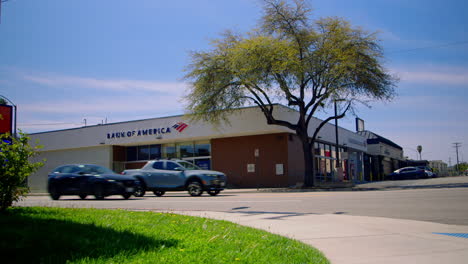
358,130,404,181
429,160,448,176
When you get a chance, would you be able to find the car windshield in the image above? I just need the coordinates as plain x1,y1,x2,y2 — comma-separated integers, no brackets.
177,161,201,170
77,165,115,175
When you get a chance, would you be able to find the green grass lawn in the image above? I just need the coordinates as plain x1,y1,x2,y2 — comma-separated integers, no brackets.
1,207,329,264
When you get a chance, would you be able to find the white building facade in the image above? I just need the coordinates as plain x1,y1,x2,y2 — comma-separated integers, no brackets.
29,105,367,192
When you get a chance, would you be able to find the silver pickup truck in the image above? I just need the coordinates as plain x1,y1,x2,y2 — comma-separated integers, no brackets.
122,159,226,197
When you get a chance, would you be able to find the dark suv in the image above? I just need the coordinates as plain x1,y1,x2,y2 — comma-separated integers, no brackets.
47,164,138,200
122,159,226,197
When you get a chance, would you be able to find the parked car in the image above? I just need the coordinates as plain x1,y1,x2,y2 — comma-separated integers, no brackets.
47,164,139,200
386,166,426,180
122,159,226,197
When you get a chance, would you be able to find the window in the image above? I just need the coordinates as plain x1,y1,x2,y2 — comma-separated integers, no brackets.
331,146,337,158
77,165,114,175
324,144,331,157
194,141,211,157
152,161,164,170
53,166,66,173
314,143,320,155
138,146,150,160
178,161,200,170
325,158,332,176
127,147,137,161
194,159,211,170
179,142,194,158
149,145,161,160
61,166,80,173
162,144,177,159
126,144,161,161
166,162,180,170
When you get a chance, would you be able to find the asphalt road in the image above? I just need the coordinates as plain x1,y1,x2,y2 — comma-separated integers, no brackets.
17,187,468,226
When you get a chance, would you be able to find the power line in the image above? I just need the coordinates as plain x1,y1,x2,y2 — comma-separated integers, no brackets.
387,40,468,54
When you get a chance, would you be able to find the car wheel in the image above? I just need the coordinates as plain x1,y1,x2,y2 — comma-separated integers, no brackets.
79,194,87,200
49,186,61,200
207,190,220,196
187,181,203,197
122,193,131,200
134,181,146,197
153,191,165,197
94,185,105,200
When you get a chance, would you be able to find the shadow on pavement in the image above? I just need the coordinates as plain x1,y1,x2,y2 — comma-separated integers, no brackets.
227,210,319,220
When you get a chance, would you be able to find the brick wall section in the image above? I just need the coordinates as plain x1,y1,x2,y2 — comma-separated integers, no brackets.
112,146,126,162
125,162,147,170
211,133,291,188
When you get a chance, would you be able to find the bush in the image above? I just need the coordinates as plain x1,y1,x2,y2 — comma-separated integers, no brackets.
0,132,43,211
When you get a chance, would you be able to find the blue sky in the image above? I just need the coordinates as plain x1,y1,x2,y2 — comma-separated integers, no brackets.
0,0,467,164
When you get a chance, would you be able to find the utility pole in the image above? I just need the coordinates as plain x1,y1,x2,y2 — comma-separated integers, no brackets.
453,143,461,174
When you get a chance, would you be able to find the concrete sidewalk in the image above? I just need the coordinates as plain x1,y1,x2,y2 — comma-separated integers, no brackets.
169,210,468,264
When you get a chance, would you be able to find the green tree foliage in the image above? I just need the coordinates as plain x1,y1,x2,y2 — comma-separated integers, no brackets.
184,0,396,186
0,132,44,211
457,162,468,173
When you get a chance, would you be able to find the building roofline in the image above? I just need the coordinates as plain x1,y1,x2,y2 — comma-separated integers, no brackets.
28,104,284,135
357,130,403,150
28,103,361,138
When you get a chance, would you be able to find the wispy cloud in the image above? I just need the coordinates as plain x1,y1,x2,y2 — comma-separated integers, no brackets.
391,65,468,85
18,95,187,133
20,73,189,93
8,70,191,133
19,94,186,114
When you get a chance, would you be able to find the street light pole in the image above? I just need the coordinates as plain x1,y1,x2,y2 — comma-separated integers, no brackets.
334,99,346,181
334,100,340,167
0,95,17,138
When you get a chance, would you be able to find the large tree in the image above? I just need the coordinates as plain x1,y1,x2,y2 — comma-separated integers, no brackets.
184,0,396,186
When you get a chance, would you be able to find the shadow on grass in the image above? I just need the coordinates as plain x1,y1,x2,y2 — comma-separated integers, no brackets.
0,208,177,263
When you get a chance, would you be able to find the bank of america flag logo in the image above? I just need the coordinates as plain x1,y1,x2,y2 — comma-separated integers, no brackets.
173,122,188,132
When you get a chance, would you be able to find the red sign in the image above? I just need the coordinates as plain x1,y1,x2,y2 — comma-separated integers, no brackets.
0,104,13,134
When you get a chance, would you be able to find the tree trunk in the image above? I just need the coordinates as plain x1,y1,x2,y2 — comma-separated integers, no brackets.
298,132,315,187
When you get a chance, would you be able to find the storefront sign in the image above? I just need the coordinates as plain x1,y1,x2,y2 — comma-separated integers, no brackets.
107,127,171,139
0,105,13,134
106,122,189,139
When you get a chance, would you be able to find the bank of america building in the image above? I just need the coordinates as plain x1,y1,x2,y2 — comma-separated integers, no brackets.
29,105,367,192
